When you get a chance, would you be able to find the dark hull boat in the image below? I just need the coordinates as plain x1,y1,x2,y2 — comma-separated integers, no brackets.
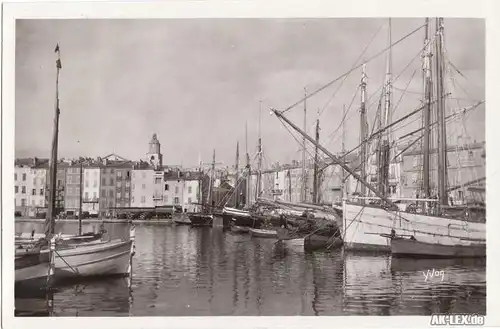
390,236,486,259
230,224,250,234
188,213,213,227
15,247,53,292
174,213,192,225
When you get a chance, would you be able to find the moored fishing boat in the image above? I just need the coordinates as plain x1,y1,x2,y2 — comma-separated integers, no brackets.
188,213,213,227
389,235,485,258
174,213,192,225
249,228,278,239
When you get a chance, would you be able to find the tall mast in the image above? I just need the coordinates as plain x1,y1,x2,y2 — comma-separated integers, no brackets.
45,43,62,238
208,149,215,212
245,122,251,207
271,108,399,210
380,19,393,197
78,161,83,235
359,64,368,200
435,17,448,206
312,110,320,204
341,104,347,199
235,141,240,208
421,18,432,201
256,101,263,199
302,87,307,202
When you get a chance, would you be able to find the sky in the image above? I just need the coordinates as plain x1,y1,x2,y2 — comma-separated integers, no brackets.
15,18,485,168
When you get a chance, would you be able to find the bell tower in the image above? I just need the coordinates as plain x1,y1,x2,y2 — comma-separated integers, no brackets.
146,133,163,169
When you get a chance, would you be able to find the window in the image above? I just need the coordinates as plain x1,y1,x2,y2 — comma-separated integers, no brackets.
101,189,106,197
175,186,179,194
174,197,179,204
14,173,17,181
93,180,97,187
109,190,114,197
39,200,44,206
102,178,106,186
117,181,122,188
142,184,146,189
126,171,130,179
110,178,114,185
117,192,121,199
468,150,474,160
165,184,170,191
125,181,130,187
188,197,192,204
22,173,26,181
14,186,19,193
141,196,146,203
85,180,89,187
22,186,26,194
155,177,162,184
117,171,122,178
188,186,192,194
40,189,44,196
84,192,89,200
21,198,26,206
131,196,135,203
93,192,97,199
57,179,62,187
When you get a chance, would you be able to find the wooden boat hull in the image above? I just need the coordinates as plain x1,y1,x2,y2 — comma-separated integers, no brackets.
188,213,213,227
249,228,277,239
52,239,133,279
230,225,250,234
391,237,486,258
305,234,343,251
15,250,51,291
343,202,486,252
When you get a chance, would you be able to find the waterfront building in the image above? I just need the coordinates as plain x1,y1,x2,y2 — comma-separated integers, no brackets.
14,158,49,217
401,141,485,204
82,166,100,215
64,161,83,216
99,154,134,216
130,167,155,208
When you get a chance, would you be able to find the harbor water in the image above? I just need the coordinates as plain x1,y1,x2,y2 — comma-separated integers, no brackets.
15,222,486,316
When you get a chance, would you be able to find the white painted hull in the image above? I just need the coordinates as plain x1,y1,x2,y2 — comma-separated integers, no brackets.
282,238,305,251
343,202,486,252
223,207,251,218
249,228,278,238
51,239,133,279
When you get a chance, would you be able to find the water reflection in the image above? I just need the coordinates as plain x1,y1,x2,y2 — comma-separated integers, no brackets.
15,222,486,316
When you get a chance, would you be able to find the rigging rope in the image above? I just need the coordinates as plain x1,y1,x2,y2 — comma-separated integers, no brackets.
280,22,428,114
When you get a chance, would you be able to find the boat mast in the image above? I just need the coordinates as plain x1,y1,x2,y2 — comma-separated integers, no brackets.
256,101,263,200
359,64,368,201
78,161,83,235
245,121,251,207
235,141,240,208
301,87,307,202
312,110,320,204
435,17,448,206
271,108,399,209
341,104,347,200
208,149,215,212
422,17,433,202
45,43,62,238
380,19,393,197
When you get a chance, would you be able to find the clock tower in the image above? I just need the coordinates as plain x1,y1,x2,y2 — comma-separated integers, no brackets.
146,133,163,169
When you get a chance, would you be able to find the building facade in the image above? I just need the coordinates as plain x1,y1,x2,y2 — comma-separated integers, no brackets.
82,167,100,215
14,158,49,217
401,142,485,204
131,168,155,208
64,164,83,215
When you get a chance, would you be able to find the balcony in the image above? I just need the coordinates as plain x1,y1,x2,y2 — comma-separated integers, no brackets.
82,197,99,203
152,194,163,201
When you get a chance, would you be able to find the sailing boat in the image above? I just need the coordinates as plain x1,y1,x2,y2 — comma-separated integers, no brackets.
17,44,137,285
188,149,216,226
271,18,485,258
